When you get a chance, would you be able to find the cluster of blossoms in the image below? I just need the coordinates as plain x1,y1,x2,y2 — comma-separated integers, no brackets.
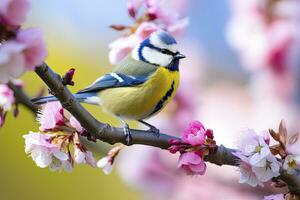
234,121,300,199
23,102,96,172
233,129,280,187
0,79,23,127
227,0,300,74
23,101,124,173
108,0,189,64
0,83,14,126
169,121,216,175
0,0,47,83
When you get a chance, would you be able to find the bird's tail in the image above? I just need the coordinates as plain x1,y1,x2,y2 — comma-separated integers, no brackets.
31,92,100,105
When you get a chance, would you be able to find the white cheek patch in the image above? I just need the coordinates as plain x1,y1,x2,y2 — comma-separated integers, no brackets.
150,34,178,53
142,47,173,66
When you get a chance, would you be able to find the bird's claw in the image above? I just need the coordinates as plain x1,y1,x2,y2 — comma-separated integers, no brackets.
123,125,132,145
149,126,160,138
138,120,160,138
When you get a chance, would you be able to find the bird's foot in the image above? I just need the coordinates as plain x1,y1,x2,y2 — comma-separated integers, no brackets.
117,116,132,145
149,126,160,138
123,123,132,145
138,120,160,138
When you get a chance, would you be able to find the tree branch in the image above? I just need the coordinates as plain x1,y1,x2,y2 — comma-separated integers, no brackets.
34,63,300,195
279,171,300,196
7,81,39,113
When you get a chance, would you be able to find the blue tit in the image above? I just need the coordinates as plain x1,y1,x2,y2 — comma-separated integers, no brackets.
32,31,185,144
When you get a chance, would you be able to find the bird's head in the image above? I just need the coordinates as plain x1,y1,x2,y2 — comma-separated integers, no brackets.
132,31,185,67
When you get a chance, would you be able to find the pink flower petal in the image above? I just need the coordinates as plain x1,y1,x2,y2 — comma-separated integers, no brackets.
16,28,47,70
135,22,161,40
85,151,97,167
70,116,84,133
182,120,208,145
37,102,64,131
0,41,26,83
178,152,206,175
0,0,30,27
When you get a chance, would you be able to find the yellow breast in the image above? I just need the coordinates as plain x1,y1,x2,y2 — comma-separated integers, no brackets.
99,67,179,120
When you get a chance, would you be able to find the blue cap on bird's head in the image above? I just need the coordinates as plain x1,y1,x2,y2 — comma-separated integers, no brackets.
152,31,177,45
132,31,185,67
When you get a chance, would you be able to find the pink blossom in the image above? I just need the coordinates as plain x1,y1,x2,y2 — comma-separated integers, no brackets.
235,129,280,184
108,23,160,65
0,28,47,83
0,84,14,111
283,155,300,175
16,28,47,70
0,0,30,27
127,0,143,18
0,84,14,127
97,157,113,175
0,41,26,83
37,102,65,131
237,129,270,165
23,131,72,172
146,0,189,35
74,147,96,167
182,120,211,146
232,152,263,187
97,145,124,175
178,152,206,175
227,0,300,74
135,22,161,40
70,116,84,133
97,156,113,175
108,35,138,65
264,194,284,200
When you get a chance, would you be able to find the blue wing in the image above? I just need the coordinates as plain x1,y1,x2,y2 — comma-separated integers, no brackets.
76,72,149,94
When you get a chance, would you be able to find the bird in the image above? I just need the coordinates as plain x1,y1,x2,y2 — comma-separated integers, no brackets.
32,31,185,144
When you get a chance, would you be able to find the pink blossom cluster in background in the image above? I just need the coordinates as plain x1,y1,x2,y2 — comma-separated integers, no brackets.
227,0,300,74
0,0,47,83
227,0,300,104
0,0,30,27
0,84,14,127
24,102,101,172
108,0,189,64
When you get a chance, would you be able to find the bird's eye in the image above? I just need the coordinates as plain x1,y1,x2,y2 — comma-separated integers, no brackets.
160,49,169,54
160,49,175,56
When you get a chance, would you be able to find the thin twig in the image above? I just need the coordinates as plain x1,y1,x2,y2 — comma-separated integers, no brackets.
7,81,39,113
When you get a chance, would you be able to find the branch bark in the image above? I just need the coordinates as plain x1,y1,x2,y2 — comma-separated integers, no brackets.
7,81,39,113
32,63,300,195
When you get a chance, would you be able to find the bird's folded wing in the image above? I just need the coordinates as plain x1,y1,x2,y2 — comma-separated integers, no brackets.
76,72,149,93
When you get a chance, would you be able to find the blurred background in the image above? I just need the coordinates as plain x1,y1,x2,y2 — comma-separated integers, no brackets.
0,0,299,199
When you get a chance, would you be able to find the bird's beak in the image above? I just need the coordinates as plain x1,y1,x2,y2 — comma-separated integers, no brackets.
174,53,186,59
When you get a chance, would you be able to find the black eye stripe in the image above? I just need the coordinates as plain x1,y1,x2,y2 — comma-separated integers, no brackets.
160,48,176,56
